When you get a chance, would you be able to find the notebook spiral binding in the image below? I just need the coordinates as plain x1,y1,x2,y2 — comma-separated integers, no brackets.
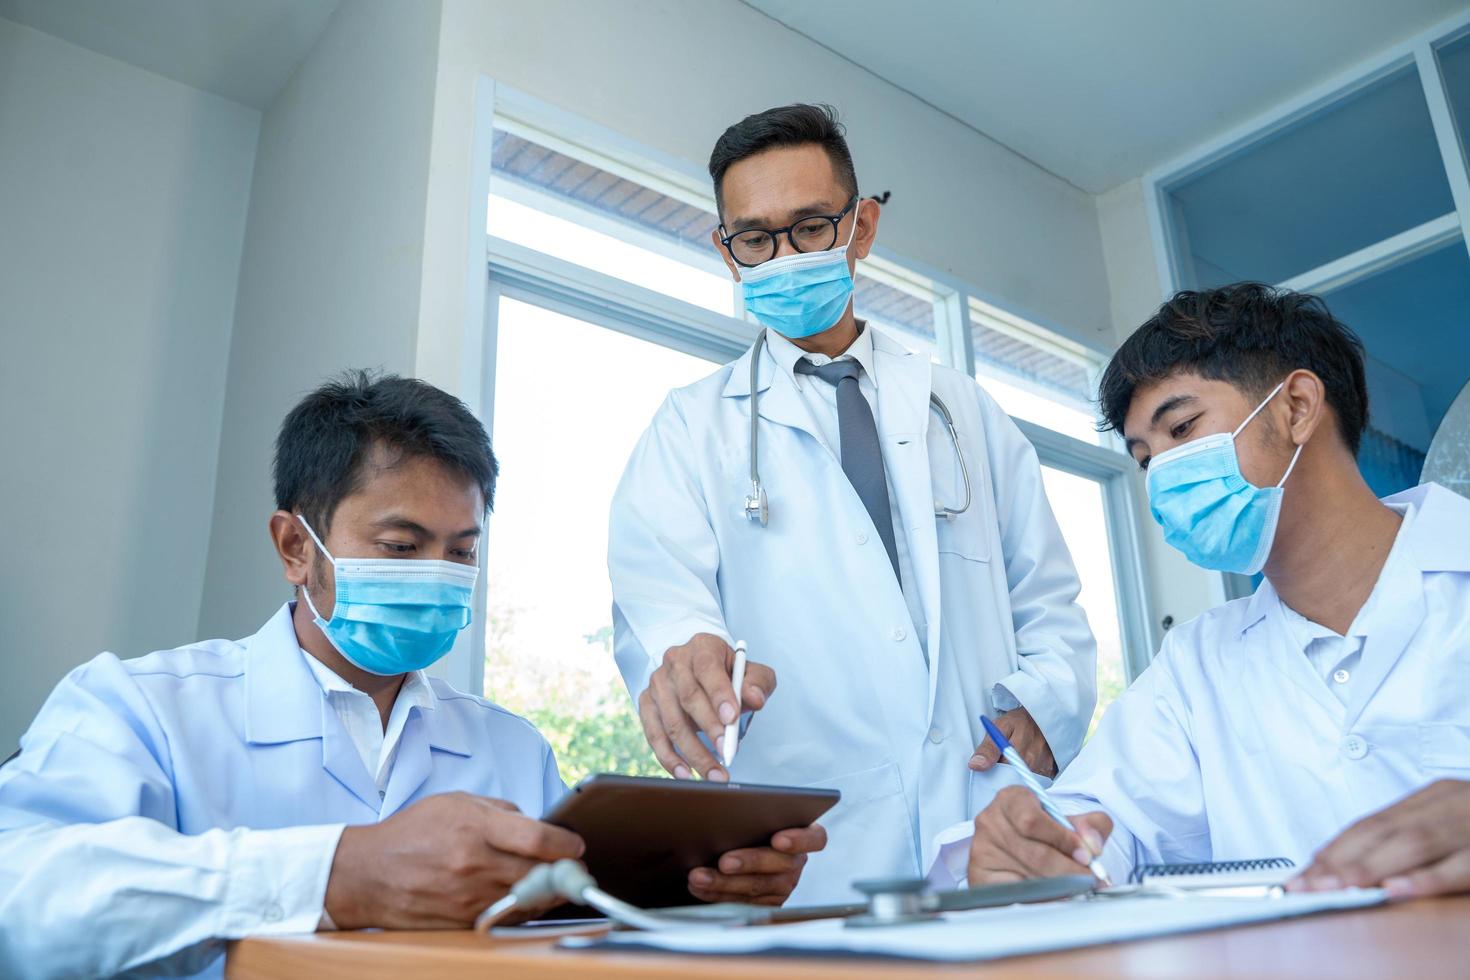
1128,857,1295,885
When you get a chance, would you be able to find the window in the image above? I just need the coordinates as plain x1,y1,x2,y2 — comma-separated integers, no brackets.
969,297,1105,446
485,298,714,783
1162,64,1454,288
1040,466,1126,736
491,128,736,316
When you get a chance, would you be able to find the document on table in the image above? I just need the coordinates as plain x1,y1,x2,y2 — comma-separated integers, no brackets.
570,890,1385,962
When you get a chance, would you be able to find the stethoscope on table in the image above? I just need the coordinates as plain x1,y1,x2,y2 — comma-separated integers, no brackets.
474,861,1097,935
742,329,972,527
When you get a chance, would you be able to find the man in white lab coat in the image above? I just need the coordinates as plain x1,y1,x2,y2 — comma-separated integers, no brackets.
0,372,824,978
608,104,1096,903
960,283,1470,899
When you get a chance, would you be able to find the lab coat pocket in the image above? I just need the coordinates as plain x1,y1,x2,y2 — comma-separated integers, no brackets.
1418,723,1470,772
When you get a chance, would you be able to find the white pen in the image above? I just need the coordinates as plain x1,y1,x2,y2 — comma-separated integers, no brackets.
722,641,747,768
980,714,1113,887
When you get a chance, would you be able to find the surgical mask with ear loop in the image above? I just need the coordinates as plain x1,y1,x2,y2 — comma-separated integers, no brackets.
738,203,860,339
296,515,478,676
1145,381,1304,576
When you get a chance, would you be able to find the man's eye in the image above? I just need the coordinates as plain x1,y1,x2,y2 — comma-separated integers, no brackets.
1139,456,1151,472
381,542,415,554
1170,418,1194,440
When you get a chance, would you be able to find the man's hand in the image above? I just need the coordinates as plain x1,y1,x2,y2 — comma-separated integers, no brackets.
323,792,585,929
969,708,1056,777
968,785,1111,885
1289,779,1470,899
638,633,776,781
686,824,828,906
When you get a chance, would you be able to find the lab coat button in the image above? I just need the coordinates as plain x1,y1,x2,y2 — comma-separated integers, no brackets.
263,901,283,923
927,727,944,745
1332,668,1350,685
1341,734,1368,760
856,532,869,545
891,627,906,642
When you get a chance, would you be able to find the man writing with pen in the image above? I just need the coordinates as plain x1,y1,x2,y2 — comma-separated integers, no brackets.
947,284,1470,898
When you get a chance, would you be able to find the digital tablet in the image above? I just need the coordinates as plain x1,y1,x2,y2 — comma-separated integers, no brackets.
543,774,840,910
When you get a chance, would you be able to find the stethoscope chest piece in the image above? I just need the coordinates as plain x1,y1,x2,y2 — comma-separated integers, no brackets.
744,481,768,526
846,877,942,929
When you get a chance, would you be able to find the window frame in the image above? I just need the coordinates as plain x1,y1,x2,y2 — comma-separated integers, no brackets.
441,81,1154,700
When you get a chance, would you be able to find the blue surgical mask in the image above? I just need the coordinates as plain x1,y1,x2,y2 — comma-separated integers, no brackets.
1145,382,1303,575
297,516,478,676
739,209,859,339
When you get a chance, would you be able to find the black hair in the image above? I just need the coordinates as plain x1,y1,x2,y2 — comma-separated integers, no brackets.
274,370,498,532
708,103,858,218
1097,283,1369,455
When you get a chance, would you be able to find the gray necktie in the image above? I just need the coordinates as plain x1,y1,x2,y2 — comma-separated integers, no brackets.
795,358,900,581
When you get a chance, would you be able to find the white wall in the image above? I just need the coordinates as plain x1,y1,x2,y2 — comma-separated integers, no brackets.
1096,179,1227,641
0,18,259,749
196,0,444,640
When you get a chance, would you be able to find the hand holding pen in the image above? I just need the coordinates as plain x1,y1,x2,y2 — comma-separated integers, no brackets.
636,633,774,782
973,715,1114,887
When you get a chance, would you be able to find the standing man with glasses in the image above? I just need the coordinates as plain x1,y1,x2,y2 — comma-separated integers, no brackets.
607,104,1097,902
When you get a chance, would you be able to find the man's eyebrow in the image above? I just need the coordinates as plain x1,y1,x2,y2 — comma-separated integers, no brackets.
1150,394,1198,429
370,516,482,539
370,516,430,536
726,201,845,233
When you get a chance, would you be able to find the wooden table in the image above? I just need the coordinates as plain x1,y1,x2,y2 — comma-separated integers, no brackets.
228,895,1470,979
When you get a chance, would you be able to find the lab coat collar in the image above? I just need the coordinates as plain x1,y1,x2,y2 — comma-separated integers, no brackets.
243,603,472,757
1236,482,1470,638
1382,482,1470,572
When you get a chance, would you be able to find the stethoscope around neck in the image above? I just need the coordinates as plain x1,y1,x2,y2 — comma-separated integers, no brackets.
742,329,972,527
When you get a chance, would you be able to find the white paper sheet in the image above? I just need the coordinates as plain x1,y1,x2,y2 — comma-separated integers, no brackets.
570,890,1385,962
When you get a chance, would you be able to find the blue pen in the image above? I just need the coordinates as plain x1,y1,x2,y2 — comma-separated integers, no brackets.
980,714,1113,887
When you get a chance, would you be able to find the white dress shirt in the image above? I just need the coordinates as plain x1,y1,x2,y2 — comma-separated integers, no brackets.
763,324,929,660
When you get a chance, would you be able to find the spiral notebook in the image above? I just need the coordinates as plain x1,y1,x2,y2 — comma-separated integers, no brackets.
1128,857,1296,895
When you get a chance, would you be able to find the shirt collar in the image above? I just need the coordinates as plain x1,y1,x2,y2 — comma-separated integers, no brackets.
763,320,878,388
1240,493,1421,641
301,644,437,712
245,602,446,746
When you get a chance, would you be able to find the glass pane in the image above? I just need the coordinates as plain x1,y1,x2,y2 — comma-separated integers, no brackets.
1167,65,1455,288
490,131,736,316
968,299,1106,445
855,271,937,359
1039,467,1125,737
1439,30,1470,164
485,298,715,783
1323,237,1470,489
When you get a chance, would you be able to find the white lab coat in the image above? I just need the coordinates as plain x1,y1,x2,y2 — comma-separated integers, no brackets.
0,604,565,979
608,326,1096,903
938,483,1470,886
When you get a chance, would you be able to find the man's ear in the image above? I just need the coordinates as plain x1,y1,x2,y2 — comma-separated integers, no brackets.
269,511,311,586
849,197,879,264
711,227,742,282
1282,369,1328,447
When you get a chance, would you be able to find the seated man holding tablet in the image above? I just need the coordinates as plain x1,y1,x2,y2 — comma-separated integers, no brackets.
0,372,827,979
959,285,1470,897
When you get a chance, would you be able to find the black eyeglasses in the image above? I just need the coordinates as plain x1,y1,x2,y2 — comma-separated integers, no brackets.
718,197,858,268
